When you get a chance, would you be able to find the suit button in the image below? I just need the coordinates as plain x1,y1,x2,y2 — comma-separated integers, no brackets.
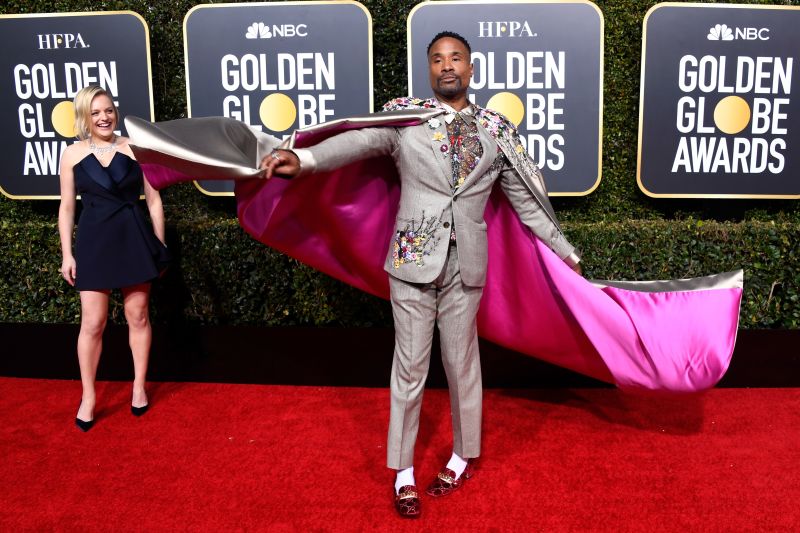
443,222,450,228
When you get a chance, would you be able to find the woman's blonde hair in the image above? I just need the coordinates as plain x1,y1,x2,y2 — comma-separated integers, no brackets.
73,85,118,140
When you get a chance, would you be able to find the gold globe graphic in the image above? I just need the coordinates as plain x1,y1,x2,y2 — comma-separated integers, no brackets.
485,92,525,127
714,96,751,135
259,93,297,132
52,101,78,138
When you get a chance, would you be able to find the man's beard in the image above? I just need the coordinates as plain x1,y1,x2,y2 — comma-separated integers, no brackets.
435,77,464,98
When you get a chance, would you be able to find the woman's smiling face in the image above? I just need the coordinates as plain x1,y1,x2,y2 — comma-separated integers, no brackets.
89,93,117,140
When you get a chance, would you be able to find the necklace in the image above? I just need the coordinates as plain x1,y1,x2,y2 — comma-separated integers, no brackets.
89,135,117,156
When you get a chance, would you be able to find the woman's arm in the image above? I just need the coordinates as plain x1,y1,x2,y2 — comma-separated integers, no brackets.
58,149,77,285
143,178,166,245
123,136,167,244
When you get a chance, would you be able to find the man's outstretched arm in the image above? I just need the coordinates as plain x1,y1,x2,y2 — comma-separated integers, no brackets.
500,164,582,275
260,127,399,179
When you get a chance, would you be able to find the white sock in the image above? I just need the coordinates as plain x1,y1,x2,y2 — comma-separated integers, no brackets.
446,452,468,479
395,466,415,494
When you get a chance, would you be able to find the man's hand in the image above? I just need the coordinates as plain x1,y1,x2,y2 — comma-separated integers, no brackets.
259,149,301,179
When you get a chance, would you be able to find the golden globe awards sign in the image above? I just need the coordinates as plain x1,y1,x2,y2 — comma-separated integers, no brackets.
638,3,800,198
408,0,603,195
184,1,373,195
0,12,153,199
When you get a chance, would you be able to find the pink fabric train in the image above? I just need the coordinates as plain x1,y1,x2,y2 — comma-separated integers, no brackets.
132,115,743,393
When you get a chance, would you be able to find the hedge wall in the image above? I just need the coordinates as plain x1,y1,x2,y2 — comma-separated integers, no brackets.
1,0,799,328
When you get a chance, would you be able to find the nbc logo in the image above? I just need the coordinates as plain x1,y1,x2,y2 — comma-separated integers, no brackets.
707,23,770,41
245,22,308,39
707,24,733,41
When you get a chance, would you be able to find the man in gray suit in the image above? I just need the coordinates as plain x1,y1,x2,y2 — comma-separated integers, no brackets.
262,31,581,518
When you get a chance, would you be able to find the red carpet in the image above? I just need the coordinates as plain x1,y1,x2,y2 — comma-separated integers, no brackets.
1,377,799,531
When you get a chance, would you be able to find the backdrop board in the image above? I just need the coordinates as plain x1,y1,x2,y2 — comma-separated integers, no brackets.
638,3,800,199
408,0,603,196
184,1,373,196
0,12,154,200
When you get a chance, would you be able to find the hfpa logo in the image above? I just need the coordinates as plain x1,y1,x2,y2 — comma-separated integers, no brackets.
478,21,536,38
37,33,89,49
707,24,770,41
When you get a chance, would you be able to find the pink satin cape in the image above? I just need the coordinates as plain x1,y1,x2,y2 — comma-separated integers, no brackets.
138,120,743,394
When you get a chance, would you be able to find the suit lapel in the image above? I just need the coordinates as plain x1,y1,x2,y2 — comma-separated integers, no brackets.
427,120,452,187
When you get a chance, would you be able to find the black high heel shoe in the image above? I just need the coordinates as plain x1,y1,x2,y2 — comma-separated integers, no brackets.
76,400,94,431
75,417,94,432
131,404,149,417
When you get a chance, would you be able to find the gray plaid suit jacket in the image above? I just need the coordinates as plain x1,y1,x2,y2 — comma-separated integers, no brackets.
294,110,578,287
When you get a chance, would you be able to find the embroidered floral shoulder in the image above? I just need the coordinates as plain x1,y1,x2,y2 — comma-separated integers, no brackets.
382,97,517,139
475,107,516,138
381,96,535,175
382,97,440,112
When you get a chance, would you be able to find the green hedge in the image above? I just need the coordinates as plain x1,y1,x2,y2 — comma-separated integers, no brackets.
1,0,799,328
2,213,797,328
0,213,394,326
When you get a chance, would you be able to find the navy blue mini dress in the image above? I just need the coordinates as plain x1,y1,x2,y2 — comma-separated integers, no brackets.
73,152,170,291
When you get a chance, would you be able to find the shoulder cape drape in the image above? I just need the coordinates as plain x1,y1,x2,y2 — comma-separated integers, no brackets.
126,113,743,393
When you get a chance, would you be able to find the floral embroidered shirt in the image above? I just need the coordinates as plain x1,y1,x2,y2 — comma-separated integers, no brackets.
444,107,483,192
442,103,482,241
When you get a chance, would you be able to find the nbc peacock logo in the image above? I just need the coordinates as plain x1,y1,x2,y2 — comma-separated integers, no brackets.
246,22,272,39
244,22,308,40
707,24,734,41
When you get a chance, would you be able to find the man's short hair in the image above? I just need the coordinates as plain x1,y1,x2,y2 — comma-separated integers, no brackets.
426,31,471,56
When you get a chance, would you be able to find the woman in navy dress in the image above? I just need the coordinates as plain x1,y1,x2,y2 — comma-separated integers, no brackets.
58,85,169,431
